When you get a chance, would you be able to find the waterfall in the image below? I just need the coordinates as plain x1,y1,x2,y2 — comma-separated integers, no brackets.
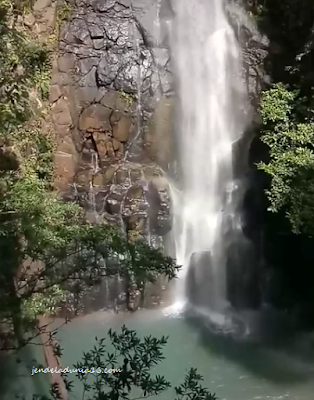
169,0,249,318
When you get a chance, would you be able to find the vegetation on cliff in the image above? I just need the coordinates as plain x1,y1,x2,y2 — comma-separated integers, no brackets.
0,4,218,399
247,0,314,318
2,0,314,397
258,83,314,237
0,0,179,352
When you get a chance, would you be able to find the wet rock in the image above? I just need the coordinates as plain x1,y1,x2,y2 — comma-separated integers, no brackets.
75,169,94,189
146,96,174,167
95,46,156,95
227,3,268,106
186,251,214,307
93,131,111,159
79,149,97,168
79,104,112,131
92,172,105,187
117,292,127,304
125,184,144,202
129,167,142,182
71,161,172,236
106,139,115,158
226,235,260,310
105,190,124,214
111,138,119,150
132,0,173,47
145,177,171,235
114,51,154,94
114,165,129,184
103,165,116,183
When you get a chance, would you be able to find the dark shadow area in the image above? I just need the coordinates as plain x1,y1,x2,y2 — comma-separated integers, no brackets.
0,351,16,398
184,309,314,385
243,0,314,328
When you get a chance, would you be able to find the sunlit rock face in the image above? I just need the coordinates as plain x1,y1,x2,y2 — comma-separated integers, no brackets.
50,0,176,312
51,0,174,244
50,0,268,313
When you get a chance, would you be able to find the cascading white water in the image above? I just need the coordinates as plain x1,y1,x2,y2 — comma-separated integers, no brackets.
169,0,248,316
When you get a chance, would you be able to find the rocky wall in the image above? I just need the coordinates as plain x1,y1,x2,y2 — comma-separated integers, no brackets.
226,1,269,309
51,0,174,245
228,1,269,177
50,0,269,312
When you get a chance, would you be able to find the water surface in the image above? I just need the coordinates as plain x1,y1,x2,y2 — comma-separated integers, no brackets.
53,309,314,400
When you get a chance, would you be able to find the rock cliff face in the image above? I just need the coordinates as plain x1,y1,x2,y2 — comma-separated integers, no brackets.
52,0,174,245
51,0,267,236
51,0,268,311
227,2,268,105
227,2,269,310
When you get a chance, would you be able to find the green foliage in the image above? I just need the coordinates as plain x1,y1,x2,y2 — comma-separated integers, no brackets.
0,167,180,349
21,284,67,321
258,84,314,236
260,83,296,124
118,91,135,110
175,368,216,400
31,326,217,400
72,326,171,400
0,0,72,346
0,0,177,370
0,0,59,346
7,126,56,182
56,1,73,27
20,0,35,14
0,0,51,136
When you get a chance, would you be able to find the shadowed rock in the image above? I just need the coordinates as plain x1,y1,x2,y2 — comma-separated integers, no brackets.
186,251,214,308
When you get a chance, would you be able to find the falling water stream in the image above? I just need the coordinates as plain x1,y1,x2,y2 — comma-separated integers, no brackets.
5,3,314,400
168,0,248,325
